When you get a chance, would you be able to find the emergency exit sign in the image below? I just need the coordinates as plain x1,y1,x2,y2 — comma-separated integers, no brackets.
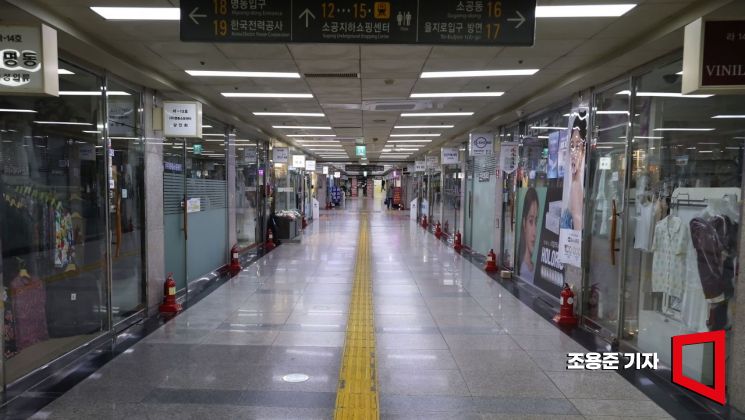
355,145,367,157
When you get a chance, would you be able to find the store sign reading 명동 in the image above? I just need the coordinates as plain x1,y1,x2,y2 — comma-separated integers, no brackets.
0,24,58,95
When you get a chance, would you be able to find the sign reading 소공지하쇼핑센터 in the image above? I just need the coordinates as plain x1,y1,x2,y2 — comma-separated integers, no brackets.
0,24,58,96
179,0,536,46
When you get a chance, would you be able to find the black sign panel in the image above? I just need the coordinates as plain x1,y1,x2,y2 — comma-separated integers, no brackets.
180,0,536,46
345,164,383,172
418,0,536,46
180,0,292,42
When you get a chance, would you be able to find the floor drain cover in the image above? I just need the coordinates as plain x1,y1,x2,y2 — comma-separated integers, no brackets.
282,373,310,383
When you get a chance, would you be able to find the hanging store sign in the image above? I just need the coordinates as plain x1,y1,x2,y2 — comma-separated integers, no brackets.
0,24,58,95
334,171,341,178
441,147,459,165
273,147,289,163
414,160,426,172
244,148,257,163
683,19,745,94
500,142,519,174
179,0,536,46
469,132,494,156
108,97,136,137
322,166,329,175
426,155,439,169
345,164,383,172
305,159,316,171
163,101,203,138
292,154,306,168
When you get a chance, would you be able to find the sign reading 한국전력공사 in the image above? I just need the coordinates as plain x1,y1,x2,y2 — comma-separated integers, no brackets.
179,0,536,46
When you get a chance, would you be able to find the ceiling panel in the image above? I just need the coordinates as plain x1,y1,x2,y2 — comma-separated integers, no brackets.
216,43,292,59
228,59,300,72
289,44,360,60
362,79,417,100
294,60,360,74
361,45,431,60
360,59,425,78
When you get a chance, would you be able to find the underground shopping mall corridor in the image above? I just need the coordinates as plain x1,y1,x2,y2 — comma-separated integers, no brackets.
28,198,671,419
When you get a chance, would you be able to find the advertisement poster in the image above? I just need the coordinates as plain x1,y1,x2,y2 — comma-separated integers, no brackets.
557,130,569,178
557,110,588,268
500,142,519,174
515,187,565,297
548,131,559,179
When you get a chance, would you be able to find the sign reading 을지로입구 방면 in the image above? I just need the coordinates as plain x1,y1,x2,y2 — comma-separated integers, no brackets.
179,0,536,46
0,24,58,95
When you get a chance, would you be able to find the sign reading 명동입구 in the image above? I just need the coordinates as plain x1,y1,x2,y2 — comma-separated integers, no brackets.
0,24,58,96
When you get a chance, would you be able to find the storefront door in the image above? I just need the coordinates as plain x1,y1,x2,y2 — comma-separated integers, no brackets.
583,81,631,340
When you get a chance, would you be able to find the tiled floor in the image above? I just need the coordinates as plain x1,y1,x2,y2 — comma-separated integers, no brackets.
30,198,672,419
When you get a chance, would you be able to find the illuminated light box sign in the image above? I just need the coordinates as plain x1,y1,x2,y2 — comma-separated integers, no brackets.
683,19,745,94
0,24,58,95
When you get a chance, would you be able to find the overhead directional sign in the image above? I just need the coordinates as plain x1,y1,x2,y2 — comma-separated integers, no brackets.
345,164,383,172
180,0,536,46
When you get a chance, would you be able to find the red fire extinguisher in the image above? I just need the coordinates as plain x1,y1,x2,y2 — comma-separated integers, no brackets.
553,283,578,326
453,231,463,252
229,244,242,274
159,273,182,314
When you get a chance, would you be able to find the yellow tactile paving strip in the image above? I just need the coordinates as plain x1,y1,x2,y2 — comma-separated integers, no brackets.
334,215,379,420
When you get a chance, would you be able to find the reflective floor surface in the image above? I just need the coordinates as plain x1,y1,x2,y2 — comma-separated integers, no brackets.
29,198,671,419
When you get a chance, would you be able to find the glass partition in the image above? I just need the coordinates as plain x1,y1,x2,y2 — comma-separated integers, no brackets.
235,136,259,249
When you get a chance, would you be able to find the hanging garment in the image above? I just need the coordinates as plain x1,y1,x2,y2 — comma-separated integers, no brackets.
689,215,738,301
634,201,655,252
651,216,688,300
9,274,49,350
596,169,610,235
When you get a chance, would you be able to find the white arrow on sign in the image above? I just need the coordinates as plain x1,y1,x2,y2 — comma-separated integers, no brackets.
299,8,316,28
507,10,526,28
189,7,207,25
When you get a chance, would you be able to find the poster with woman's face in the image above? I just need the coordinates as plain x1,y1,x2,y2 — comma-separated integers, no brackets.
558,111,588,268
515,187,546,285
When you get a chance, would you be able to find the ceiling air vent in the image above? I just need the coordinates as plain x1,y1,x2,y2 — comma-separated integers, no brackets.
304,73,360,78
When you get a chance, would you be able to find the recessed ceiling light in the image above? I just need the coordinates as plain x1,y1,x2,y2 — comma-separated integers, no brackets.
222,93,313,98
82,130,102,134
402,112,474,117
58,69,75,75
90,7,180,20
0,108,37,113
394,125,455,129
296,140,339,143
33,121,93,126
273,126,333,129
535,4,637,18
186,70,300,78
411,92,504,98
421,69,539,78
712,115,745,119
253,112,325,117
390,134,440,137
596,110,629,115
288,134,336,137
653,128,715,132
389,140,433,143
529,126,566,130
616,90,713,98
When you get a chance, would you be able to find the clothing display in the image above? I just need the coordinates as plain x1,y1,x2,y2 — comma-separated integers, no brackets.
689,215,738,301
634,201,655,252
9,272,49,350
651,215,688,301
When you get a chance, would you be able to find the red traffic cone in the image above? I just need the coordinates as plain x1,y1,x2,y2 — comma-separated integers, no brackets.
484,249,498,272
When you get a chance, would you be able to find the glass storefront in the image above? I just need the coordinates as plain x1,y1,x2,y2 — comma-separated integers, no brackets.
0,61,145,384
500,125,521,271
441,156,462,236
619,57,742,383
235,136,259,249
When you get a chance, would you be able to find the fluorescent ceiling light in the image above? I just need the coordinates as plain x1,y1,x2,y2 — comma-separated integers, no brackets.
535,4,637,18
301,144,342,147
421,69,539,78
712,115,745,119
58,69,74,75
296,140,338,143
59,91,130,96
273,126,333,129
411,92,504,98
654,128,715,132
596,110,629,115
394,125,454,129
33,121,93,126
676,71,684,75
308,149,344,152
387,148,420,151
530,126,566,130
222,93,313,98
287,134,336,137
401,112,474,117
90,7,179,20
0,108,37,113
202,125,213,128
82,130,102,134
389,140,433,143
205,139,225,143
253,112,325,117
616,90,713,98
390,134,440,137
186,70,300,78
202,133,225,137
633,136,663,139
